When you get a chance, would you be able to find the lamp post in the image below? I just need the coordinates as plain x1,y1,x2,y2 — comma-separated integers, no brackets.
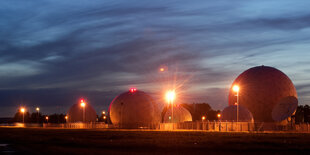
80,99,86,122
65,116,68,123
45,116,49,123
233,85,240,122
166,90,176,123
20,108,25,123
36,107,40,123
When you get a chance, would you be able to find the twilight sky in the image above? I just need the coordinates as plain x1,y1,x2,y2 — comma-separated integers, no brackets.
1,0,310,117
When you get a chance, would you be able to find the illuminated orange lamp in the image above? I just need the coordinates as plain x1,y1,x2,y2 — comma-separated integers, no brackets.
233,85,240,93
20,108,25,113
160,67,165,72
217,113,221,118
202,116,206,121
65,116,68,120
103,116,106,119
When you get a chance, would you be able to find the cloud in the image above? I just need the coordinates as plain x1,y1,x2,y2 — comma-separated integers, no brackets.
0,0,310,117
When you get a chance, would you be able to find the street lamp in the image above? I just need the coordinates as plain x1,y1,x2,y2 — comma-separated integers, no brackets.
232,85,240,122
166,90,176,123
102,111,106,115
65,116,68,123
36,107,40,123
202,116,206,121
20,108,25,123
45,116,49,123
217,113,221,119
80,99,86,122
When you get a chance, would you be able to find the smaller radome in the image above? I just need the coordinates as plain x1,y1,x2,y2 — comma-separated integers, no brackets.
67,102,97,123
220,105,254,122
163,104,192,123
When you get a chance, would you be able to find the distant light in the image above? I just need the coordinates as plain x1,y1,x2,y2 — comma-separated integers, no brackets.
80,102,86,107
130,88,137,93
202,116,206,121
102,111,106,115
232,85,240,92
46,116,49,120
103,116,106,119
80,99,84,103
217,113,221,118
36,107,40,111
169,116,171,120
160,67,165,72
65,116,68,120
20,108,25,113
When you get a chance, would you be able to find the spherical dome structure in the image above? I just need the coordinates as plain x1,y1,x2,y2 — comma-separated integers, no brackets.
109,90,160,128
220,105,254,122
67,103,97,123
228,66,298,122
163,105,192,123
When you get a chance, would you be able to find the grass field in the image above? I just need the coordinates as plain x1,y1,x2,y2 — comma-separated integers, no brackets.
1,127,310,154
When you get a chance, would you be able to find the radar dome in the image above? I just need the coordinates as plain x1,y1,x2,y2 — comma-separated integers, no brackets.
67,102,97,123
109,89,160,128
228,66,298,122
220,105,254,122
163,104,192,123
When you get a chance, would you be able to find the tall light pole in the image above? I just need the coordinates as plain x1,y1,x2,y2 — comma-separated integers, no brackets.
20,108,25,123
166,90,176,123
80,99,86,122
36,107,40,123
233,85,240,122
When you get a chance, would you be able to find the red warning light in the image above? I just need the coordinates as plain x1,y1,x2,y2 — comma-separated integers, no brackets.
80,99,84,103
130,88,137,93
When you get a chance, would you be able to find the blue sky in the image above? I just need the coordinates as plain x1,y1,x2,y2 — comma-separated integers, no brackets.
1,0,310,117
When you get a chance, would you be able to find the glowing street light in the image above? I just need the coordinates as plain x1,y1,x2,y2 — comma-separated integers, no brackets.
20,108,25,123
217,113,221,119
166,90,176,123
233,85,240,122
65,116,68,123
102,111,106,115
80,99,86,122
103,116,106,120
202,116,206,121
45,116,49,123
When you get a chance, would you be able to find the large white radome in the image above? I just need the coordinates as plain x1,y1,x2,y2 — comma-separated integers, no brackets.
109,90,160,128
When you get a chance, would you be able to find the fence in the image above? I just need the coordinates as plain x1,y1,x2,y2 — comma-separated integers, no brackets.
3,121,310,132
43,122,113,129
159,121,310,133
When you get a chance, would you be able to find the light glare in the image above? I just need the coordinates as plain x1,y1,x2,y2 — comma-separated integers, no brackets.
232,85,240,92
166,90,175,103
